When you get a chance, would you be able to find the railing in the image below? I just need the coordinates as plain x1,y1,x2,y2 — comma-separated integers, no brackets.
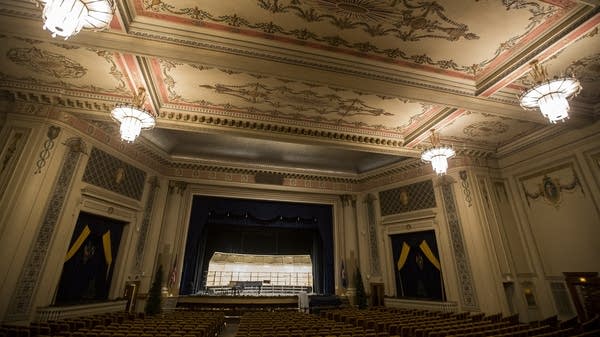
384,297,458,313
205,284,312,296
205,270,312,287
35,300,127,322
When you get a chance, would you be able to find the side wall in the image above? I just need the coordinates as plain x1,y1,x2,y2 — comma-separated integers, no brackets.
496,123,600,321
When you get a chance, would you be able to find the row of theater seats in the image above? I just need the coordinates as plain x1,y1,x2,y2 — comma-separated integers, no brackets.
0,310,225,337
321,308,599,337
237,311,378,337
236,308,599,337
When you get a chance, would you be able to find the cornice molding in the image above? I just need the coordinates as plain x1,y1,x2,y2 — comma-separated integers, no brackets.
476,5,599,95
3,95,499,192
158,110,409,155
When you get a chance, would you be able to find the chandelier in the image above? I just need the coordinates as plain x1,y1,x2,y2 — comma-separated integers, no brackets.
421,130,455,175
37,0,114,39
111,87,156,143
519,60,581,123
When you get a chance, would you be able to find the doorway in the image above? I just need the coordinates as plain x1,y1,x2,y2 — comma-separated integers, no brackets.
370,283,384,306
54,212,125,304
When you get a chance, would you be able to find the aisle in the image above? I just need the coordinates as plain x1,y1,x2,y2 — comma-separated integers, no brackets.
220,316,240,337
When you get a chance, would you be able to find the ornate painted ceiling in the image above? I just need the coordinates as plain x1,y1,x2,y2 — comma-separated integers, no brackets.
0,0,598,176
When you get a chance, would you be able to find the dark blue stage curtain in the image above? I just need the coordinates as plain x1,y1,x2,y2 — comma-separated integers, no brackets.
55,212,125,305
180,196,334,295
390,230,445,301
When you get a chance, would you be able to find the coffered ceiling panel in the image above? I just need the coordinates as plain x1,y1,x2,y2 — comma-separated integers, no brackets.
0,0,597,176
0,35,130,96
511,27,600,104
152,58,431,136
144,128,407,173
138,0,577,80
439,111,544,148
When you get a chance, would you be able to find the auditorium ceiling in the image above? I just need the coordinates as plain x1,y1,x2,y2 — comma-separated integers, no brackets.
0,1,598,175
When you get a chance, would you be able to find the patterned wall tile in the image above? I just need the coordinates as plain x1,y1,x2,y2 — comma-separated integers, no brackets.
440,182,478,310
82,148,147,200
379,180,436,216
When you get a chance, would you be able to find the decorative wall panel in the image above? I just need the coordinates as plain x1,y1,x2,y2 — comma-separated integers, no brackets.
365,194,381,276
134,177,159,271
0,127,29,199
379,180,435,216
82,148,146,201
440,182,479,310
6,138,86,321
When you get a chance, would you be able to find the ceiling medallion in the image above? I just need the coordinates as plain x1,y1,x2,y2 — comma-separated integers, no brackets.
421,130,454,175
111,87,156,143
37,0,114,39
519,60,581,123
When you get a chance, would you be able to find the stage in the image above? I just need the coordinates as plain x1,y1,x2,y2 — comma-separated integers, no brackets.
176,295,300,314
175,293,343,315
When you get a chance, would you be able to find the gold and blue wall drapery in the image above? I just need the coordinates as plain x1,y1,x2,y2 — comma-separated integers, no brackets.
55,212,124,304
64,225,91,262
391,230,445,301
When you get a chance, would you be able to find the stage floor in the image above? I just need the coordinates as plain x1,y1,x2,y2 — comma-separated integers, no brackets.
176,295,300,314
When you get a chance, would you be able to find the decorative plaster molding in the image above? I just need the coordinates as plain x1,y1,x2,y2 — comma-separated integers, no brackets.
2,95,502,193
127,28,476,98
381,209,437,225
168,180,188,196
364,193,381,277
6,138,86,321
439,182,479,310
459,170,473,208
158,110,406,151
33,126,60,174
134,176,159,271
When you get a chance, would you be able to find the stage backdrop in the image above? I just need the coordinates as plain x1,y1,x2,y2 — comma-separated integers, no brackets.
390,230,445,301
55,212,125,304
181,196,334,295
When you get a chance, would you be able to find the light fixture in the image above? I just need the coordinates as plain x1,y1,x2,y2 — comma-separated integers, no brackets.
519,60,581,123
421,130,455,175
37,0,114,39
111,87,156,143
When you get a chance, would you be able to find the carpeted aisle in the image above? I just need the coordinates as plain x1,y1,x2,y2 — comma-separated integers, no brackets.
220,316,240,337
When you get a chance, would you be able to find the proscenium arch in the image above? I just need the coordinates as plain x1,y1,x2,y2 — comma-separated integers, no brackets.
173,184,344,295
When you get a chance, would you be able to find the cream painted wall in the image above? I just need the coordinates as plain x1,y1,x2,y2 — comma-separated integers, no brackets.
1,103,599,324
0,109,164,322
496,122,600,320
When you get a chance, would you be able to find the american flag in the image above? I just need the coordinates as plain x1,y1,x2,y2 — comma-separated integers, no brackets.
341,260,348,289
167,254,177,290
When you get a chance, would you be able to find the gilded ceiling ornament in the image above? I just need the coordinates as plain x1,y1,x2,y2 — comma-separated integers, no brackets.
463,121,508,138
1,38,127,95
303,0,401,24
565,54,600,82
198,82,392,118
146,0,555,74
7,47,87,79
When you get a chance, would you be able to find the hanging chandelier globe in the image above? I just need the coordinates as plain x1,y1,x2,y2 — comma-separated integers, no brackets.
111,87,156,143
38,0,114,39
420,130,454,175
519,60,581,123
